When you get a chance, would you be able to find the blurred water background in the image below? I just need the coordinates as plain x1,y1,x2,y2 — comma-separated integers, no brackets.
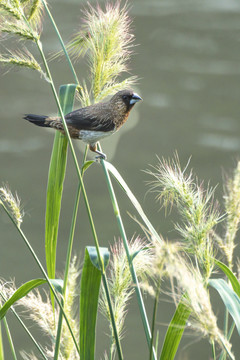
1,0,240,358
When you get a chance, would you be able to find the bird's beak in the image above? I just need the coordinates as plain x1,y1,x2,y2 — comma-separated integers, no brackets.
130,92,142,105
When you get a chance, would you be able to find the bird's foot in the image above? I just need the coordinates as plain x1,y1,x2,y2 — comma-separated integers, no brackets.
95,152,107,161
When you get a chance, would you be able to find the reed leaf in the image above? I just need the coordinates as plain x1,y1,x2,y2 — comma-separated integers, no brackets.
45,84,77,281
0,279,46,320
80,246,110,360
103,161,161,243
215,260,240,297
159,299,191,360
209,279,240,337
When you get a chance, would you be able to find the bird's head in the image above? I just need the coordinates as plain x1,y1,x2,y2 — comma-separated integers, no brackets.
110,89,142,112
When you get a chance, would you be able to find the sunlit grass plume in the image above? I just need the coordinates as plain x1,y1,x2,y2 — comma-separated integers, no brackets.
100,237,153,359
0,0,44,74
149,239,234,359
68,1,137,104
0,185,24,227
147,154,220,280
18,256,79,360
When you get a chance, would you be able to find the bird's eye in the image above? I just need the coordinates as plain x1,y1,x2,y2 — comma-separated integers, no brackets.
122,95,128,100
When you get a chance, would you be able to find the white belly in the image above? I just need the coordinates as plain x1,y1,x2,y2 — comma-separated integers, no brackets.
79,129,115,145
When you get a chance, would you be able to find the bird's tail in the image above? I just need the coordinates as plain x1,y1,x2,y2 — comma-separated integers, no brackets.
24,114,54,127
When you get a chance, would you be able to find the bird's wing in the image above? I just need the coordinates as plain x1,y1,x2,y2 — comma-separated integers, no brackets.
65,105,115,132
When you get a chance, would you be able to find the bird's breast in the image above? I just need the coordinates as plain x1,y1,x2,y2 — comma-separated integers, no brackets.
78,129,116,144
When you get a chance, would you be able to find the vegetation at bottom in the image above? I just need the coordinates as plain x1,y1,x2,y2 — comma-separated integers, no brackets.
0,1,240,359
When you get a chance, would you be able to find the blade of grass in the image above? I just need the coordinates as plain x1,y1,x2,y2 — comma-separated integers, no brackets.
100,156,157,360
0,279,46,319
159,299,191,360
0,291,47,360
54,147,88,360
0,202,80,355
80,247,111,360
209,279,240,336
45,84,77,281
103,161,161,243
215,260,240,297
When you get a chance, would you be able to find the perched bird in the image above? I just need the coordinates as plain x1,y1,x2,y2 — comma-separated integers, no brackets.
24,89,142,159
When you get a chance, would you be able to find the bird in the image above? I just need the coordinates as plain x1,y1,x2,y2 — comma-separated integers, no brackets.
24,89,142,159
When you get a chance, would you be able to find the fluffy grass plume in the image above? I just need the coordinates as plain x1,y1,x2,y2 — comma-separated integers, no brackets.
0,0,44,32
150,240,234,359
221,161,240,269
147,154,219,279
100,237,153,358
68,1,137,104
0,185,24,227
0,0,44,73
18,256,79,360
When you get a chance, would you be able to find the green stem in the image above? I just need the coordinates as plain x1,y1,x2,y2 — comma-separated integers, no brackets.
211,340,216,360
40,0,79,85
53,148,88,360
0,292,47,360
102,274,124,360
0,202,80,355
100,158,157,360
3,318,17,360
219,321,235,360
149,285,160,360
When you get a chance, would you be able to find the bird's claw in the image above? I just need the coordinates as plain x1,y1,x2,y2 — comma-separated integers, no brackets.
95,153,107,161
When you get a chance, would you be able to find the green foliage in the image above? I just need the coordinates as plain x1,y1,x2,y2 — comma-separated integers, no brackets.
0,279,46,320
160,299,191,360
45,84,77,281
209,279,240,336
80,247,109,360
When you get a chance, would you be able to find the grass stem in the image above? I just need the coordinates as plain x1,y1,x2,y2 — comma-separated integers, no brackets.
100,157,157,360
3,318,17,360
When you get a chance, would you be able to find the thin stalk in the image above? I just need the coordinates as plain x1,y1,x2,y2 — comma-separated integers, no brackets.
219,321,235,360
53,148,88,360
3,318,17,360
40,0,79,85
211,340,216,360
100,157,157,360
102,275,124,360
149,285,160,360
0,202,80,355
0,292,47,360
3,319,16,360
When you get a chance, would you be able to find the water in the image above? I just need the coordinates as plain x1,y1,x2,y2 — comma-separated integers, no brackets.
1,0,240,358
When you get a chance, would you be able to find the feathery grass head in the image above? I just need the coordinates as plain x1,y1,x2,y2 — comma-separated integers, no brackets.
0,0,45,77
18,256,80,360
0,49,44,75
68,1,137,104
0,185,24,227
149,239,234,358
220,161,240,268
0,0,44,35
100,237,153,355
146,154,219,279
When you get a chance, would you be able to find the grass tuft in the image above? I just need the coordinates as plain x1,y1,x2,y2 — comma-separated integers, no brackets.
68,1,136,103
100,237,153,358
147,154,220,279
0,185,24,227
